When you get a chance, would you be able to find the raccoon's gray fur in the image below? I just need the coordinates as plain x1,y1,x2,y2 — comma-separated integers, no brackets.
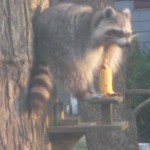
27,3,133,118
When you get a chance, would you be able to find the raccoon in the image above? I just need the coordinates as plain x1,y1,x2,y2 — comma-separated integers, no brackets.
27,3,133,118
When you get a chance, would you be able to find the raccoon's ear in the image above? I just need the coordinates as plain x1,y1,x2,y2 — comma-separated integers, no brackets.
92,7,116,28
123,8,131,19
102,7,116,19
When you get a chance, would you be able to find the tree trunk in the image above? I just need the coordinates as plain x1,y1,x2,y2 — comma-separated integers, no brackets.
0,0,48,150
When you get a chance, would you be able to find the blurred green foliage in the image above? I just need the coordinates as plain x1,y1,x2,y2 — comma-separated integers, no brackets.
126,41,150,142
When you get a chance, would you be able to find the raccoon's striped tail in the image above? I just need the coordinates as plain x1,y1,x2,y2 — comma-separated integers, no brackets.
27,61,53,120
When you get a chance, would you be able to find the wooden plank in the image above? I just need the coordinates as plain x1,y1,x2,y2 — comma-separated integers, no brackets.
85,95,123,104
56,117,79,126
49,133,83,150
48,121,129,133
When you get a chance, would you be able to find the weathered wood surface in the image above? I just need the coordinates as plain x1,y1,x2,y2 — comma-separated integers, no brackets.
48,122,129,133
0,0,49,150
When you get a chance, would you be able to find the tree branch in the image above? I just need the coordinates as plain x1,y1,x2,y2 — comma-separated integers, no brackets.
126,89,150,96
134,98,150,117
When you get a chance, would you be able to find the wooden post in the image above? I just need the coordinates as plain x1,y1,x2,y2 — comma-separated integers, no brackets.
100,60,114,124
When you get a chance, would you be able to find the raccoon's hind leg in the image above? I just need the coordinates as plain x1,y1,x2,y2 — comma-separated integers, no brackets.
27,61,53,120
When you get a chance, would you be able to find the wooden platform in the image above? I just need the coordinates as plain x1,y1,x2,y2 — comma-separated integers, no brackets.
85,95,123,104
48,121,129,134
56,116,79,126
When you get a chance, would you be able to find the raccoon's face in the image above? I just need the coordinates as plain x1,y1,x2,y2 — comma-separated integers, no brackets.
104,8,133,48
92,7,134,48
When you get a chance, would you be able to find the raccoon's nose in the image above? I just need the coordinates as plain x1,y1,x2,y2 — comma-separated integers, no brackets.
124,42,130,48
123,38,131,48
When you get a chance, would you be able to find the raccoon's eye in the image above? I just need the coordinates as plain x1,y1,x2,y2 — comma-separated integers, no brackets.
106,29,124,37
113,30,124,37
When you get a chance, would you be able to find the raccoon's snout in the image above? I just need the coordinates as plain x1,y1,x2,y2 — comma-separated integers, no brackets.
105,29,133,49
115,37,131,49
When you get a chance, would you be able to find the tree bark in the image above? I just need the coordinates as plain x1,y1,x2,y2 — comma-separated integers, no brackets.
0,0,48,150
